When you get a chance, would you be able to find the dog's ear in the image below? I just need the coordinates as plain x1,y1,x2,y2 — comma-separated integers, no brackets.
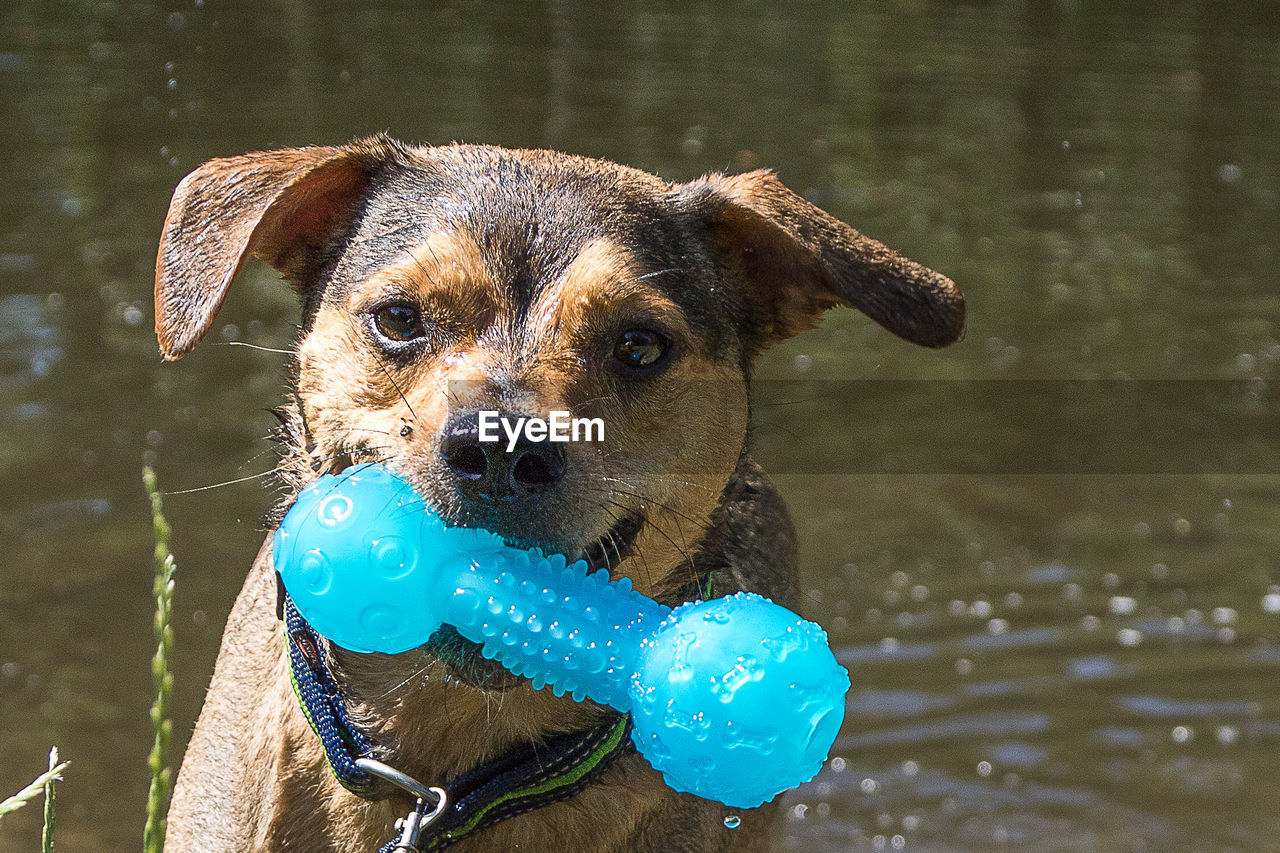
154,137,400,360
678,170,964,354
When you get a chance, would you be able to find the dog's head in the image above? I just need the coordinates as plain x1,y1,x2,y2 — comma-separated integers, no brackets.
155,135,963,605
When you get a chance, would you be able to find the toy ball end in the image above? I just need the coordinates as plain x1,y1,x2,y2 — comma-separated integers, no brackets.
274,464,447,654
628,593,849,808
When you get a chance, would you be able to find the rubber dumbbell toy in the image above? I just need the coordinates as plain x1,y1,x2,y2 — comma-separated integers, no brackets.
274,463,849,808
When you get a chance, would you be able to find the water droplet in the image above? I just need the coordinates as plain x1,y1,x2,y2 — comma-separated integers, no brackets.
1108,596,1137,615
723,815,740,829
1117,627,1142,647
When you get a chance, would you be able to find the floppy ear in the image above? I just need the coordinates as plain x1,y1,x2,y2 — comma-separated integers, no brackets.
154,136,401,360
679,170,964,353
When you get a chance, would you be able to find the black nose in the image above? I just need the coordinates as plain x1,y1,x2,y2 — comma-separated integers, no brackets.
441,411,566,501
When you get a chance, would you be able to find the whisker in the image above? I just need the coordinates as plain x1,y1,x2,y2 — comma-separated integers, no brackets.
226,341,294,355
163,470,276,495
595,467,718,493
572,394,618,411
346,313,419,422
310,447,400,478
628,267,685,284
751,419,811,448
236,440,290,472
642,514,697,582
596,483,702,594
583,484,703,527
596,503,622,575
602,500,654,590
343,426,399,438
371,659,433,701
408,249,438,286
752,395,825,408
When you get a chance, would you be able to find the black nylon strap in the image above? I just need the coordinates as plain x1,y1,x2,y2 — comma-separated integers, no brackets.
382,717,634,852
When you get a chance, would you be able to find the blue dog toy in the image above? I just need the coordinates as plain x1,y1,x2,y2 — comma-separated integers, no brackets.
274,463,849,808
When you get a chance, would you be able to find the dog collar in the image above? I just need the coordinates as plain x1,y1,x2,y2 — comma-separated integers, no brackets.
279,581,637,851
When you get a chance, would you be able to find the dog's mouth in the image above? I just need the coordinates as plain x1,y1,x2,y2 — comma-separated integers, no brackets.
426,511,646,690
574,512,645,575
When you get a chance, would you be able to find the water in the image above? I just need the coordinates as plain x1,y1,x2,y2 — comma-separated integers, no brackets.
1,2,1278,850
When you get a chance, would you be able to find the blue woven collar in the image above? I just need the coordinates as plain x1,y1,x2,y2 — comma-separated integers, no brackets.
279,581,634,851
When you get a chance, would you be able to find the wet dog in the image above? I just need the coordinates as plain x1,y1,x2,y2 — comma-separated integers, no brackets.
153,135,963,851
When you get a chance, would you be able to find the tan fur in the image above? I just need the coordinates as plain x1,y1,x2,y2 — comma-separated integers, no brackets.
155,141,397,359
356,231,506,332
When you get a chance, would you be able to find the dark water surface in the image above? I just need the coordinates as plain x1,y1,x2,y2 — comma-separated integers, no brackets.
2,2,1279,850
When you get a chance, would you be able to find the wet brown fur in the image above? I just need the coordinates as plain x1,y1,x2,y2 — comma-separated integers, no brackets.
154,135,963,852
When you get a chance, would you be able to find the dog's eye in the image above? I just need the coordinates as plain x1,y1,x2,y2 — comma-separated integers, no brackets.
612,329,669,372
373,303,425,343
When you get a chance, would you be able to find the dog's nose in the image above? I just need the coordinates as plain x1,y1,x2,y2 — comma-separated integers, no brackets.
441,411,566,501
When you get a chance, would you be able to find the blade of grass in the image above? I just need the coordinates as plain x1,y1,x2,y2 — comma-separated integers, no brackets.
0,759,68,819
42,747,57,852
143,467,175,853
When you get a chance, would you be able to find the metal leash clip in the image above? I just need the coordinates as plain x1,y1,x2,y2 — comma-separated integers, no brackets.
355,758,449,852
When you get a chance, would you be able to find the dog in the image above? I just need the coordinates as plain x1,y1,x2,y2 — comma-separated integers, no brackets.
153,135,963,852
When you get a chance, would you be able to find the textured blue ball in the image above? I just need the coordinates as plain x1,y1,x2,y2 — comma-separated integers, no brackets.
274,465,479,653
629,594,849,808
